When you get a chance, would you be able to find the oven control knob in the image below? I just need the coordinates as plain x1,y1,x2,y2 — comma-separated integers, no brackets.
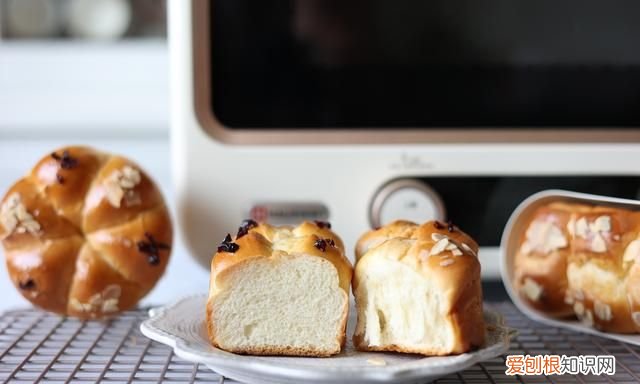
370,179,446,228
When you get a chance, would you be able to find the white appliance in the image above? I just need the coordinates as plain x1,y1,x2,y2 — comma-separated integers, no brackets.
169,0,640,278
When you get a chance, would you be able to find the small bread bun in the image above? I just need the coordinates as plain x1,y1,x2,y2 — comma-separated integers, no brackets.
513,202,581,316
353,220,484,356
206,220,352,357
565,206,640,333
0,146,172,319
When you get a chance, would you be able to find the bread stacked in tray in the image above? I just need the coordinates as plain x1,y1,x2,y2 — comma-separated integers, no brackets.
514,202,640,333
206,219,486,357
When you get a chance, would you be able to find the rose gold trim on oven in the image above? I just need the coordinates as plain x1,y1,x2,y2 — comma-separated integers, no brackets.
192,0,640,145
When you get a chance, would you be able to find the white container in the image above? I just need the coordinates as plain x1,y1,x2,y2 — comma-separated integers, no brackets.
501,189,640,346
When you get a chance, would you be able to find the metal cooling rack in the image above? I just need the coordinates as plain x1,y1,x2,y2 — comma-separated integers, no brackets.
1,302,639,383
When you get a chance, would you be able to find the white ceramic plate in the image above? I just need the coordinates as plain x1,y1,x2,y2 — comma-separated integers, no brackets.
140,295,513,384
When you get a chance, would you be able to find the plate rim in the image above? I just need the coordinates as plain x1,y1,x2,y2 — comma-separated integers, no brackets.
140,294,512,382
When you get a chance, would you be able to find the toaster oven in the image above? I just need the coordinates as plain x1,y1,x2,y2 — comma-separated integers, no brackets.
170,0,640,277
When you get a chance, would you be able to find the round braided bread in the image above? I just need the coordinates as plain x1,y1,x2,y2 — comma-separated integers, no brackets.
0,146,172,319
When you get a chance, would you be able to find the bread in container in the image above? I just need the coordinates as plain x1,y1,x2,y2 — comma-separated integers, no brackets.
565,206,640,333
513,202,583,316
513,201,640,333
206,220,352,356
355,219,417,262
352,220,485,355
0,146,172,319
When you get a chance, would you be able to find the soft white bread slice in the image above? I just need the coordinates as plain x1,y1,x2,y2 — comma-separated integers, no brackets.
353,220,485,355
206,220,352,357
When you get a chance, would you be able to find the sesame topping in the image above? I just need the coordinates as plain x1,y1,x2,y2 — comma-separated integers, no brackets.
69,284,121,314
591,233,607,253
594,301,613,322
431,233,446,241
581,309,594,327
217,234,239,253
521,220,567,255
632,312,640,327
428,233,472,258
0,194,41,236
461,243,477,257
430,238,449,256
573,215,612,253
564,293,575,305
104,166,142,208
623,239,640,264
440,258,455,267
575,217,589,238
521,278,543,302
592,216,612,233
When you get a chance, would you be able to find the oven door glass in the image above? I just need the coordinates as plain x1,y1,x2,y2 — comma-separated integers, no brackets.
208,0,640,130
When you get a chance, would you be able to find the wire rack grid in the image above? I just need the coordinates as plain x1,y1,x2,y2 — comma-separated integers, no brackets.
1,301,640,383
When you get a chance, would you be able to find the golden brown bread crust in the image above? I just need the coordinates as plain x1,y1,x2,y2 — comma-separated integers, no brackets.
515,202,640,333
206,221,352,356
353,220,485,356
0,146,172,319
565,206,640,333
514,202,577,316
211,221,351,294
355,220,418,261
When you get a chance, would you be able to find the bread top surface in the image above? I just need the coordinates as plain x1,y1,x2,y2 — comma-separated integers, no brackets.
567,206,640,269
516,202,640,277
355,220,418,261
0,146,172,318
562,204,640,296
210,221,352,293
516,202,574,257
353,220,481,309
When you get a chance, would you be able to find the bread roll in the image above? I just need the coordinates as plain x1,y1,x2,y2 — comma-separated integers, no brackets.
513,202,581,316
565,206,640,333
0,146,172,319
206,220,352,356
353,220,484,356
